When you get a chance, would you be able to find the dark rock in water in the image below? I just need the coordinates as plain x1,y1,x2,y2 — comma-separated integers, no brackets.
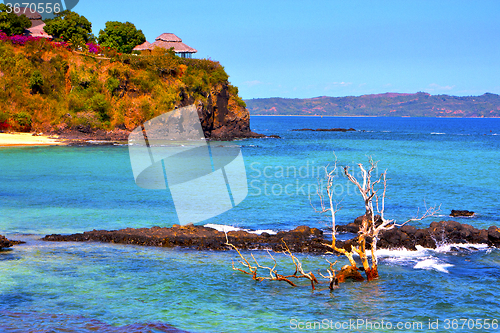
0,235,12,249
378,226,415,250
42,225,328,253
292,128,356,132
337,217,496,250
426,220,488,246
487,226,500,247
371,220,491,250
0,235,24,250
450,210,475,217
42,220,500,253
337,214,383,233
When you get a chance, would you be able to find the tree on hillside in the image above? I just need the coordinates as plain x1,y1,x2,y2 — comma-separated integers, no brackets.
43,10,93,48
98,21,146,54
0,4,32,36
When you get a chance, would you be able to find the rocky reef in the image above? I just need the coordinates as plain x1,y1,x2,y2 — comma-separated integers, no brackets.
42,225,327,253
42,219,500,253
292,128,356,132
0,235,23,250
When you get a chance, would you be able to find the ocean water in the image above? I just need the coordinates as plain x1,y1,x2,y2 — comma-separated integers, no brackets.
1,116,500,332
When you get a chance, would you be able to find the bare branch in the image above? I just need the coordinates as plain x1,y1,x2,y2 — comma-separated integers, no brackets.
394,204,441,227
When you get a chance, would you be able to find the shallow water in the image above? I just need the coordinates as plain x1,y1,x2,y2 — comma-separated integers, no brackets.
1,116,499,332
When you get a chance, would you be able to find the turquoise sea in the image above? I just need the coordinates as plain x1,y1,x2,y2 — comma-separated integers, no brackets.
1,116,500,332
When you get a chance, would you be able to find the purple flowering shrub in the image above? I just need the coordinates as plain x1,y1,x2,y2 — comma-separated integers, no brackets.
0,31,72,50
9,35,42,45
0,31,8,42
86,42,102,54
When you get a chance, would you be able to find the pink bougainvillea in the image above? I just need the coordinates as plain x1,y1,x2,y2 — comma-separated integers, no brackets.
86,42,102,54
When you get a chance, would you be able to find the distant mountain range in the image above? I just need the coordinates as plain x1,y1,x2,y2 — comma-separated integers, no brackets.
245,92,500,117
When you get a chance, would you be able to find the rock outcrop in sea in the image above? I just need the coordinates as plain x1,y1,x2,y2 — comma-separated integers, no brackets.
450,209,475,217
42,218,500,253
0,235,23,250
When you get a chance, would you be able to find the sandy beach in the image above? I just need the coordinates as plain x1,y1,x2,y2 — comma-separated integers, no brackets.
0,133,64,146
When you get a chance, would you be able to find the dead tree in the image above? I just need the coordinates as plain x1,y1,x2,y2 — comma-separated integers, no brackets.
228,157,439,289
225,235,319,289
317,259,339,290
315,157,439,281
311,161,365,282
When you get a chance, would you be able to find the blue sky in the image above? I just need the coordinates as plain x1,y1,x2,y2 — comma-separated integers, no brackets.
75,0,500,99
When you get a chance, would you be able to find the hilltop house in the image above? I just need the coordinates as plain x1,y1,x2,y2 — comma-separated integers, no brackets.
15,7,52,39
133,33,197,58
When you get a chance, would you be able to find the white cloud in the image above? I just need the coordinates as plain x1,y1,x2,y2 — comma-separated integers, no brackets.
331,81,352,86
323,81,353,91
428,83,455,91
242,80,264,87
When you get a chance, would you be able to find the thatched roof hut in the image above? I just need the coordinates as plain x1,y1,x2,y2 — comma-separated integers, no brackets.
133,41,152,51
133,33,197,58
15,7,42,20
14,7,52,39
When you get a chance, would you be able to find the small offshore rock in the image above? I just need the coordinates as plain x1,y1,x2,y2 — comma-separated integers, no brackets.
450,210,475,217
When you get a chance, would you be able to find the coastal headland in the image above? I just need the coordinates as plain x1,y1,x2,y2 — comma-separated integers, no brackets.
0,39,264,143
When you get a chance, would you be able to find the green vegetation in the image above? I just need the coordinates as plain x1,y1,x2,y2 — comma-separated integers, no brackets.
98,21,146,54
0,37,243,132
0,4,32,36
29,70,44,93
246,92,500,117
43,10,94,48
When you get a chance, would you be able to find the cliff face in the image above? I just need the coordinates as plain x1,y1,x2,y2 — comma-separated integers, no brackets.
194,83,262,140
0,39,260,141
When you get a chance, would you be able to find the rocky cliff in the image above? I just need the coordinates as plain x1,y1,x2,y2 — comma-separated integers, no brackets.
184,83,264,140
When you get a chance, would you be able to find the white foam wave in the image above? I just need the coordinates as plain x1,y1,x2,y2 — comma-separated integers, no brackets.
370,243,489,273
87,140,110,144
375,243,490,258
252,229,278,235
430,132,446,135
373,246,429,259
434,243,489,253
414,259,454,273
203,224,277,235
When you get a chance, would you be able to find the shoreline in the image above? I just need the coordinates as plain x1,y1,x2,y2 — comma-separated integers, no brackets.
0,129,275,147
0,132,65,147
